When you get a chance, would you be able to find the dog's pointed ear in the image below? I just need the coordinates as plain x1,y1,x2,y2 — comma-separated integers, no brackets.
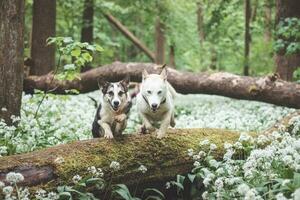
160,67,168,81
97,78,110,94
120,76,130,92
142,69,149,81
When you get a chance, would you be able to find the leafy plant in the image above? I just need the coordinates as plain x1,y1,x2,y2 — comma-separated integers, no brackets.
274,17,300,55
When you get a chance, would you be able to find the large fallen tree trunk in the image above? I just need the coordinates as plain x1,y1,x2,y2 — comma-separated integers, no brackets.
0,129,240,190
24,62,300,108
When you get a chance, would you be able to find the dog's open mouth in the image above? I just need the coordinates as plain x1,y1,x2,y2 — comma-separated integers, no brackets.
112,106,119,111
151,108,158,112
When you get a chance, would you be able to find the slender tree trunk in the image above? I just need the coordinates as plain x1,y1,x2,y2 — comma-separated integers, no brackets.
169,45,176,68
244,0,251,76
196,1,205,44
80,0,94,72
30,0,56,76
104,13,155,62
251,0,258,22
81,0,93,44
264,0,273,42
155,18,165,64
275,0,300,81
0,0,24,125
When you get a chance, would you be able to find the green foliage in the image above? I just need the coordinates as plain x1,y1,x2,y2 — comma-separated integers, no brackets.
46,37,103,80
113,184,165,200
274,17,300,55
23,0,278,75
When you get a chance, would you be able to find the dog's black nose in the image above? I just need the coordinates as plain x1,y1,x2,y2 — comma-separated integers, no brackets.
151,103,158,109
113,101,120,106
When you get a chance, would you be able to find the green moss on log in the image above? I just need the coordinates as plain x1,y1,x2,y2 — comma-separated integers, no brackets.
0,128,244,191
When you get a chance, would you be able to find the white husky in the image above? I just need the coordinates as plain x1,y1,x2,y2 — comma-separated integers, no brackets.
136,67,176,138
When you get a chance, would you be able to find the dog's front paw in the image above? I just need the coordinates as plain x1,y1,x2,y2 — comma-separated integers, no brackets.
170,120,176,128
156,131,166,139
114,114,126,123
139,125,149,134
104,132,114,139
145,124,155,132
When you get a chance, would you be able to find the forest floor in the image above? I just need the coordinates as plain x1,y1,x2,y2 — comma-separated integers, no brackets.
0,91,295,156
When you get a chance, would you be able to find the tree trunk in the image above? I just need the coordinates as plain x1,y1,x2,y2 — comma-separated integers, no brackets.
169,45,176,68
0,129,241,189
251,0,258,22
23,62,300,108
155,18,165,64
275,0,300,81
81,0,93,44
30,0,56,76
244,0,251,76
196,1,205,44
0,0,24,125
103,13,155,62
264,0,273,42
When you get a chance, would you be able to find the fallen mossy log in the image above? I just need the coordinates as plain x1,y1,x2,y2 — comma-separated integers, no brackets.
23,62,300,108
0,129,241,190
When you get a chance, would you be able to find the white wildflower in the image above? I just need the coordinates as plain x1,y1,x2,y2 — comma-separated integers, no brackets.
110,161,120,171
203,178,211,187
224,142,233,149
187,148,194,157
214,178,223,190
245,189,257,200
87,166,97,174
216,168,225,176
193,154,201,160
209,159,219,168
193,161,201,167
47,192,59,199
239,132,252,142
6,172,24,184
138,165,147,174
35,189,47,199
2,186,13,195
200,139,210,146
198,151,206,158
72,175,82,184
1,107,7,112
210,143,217,151
165,182,171,189
237,183,250,195
234,141,243,149
202,191,209,200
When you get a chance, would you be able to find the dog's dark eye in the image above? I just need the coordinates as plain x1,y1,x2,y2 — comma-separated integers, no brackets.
118,91,124,96
147,90,151,94
108,91,114,96
157,90,162,95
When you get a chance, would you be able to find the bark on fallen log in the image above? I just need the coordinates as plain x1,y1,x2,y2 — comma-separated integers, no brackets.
0,128,240,190
23,62,300,108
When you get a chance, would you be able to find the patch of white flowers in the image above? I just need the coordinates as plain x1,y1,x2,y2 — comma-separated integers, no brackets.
138,164,147,174
0,171,59,200
110,161,120,171
0,92,294,156
188,114,300,199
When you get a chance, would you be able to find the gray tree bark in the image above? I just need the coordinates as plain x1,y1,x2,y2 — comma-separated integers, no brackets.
30,0,56,76
0,0,24,125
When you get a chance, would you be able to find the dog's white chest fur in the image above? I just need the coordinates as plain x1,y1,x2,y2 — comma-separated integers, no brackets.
136,68,176,138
